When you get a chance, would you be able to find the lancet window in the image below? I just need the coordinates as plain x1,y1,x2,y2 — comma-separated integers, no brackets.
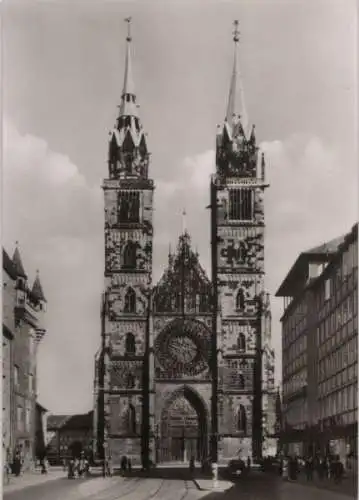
229,189,253,221
237,405,247,432
125,333,136,355
124,288,136,313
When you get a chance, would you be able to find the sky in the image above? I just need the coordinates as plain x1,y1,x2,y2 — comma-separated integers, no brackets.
2,0,357,414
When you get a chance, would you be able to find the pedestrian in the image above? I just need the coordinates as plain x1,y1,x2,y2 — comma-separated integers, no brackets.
305,456,313,481
247,456,251,470
14,449,21,477
128,458,132,474
189,455,195,475
121,455,127,476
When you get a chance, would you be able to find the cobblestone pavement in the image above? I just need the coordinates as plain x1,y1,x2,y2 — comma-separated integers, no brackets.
3,471,356,500
2,475,210,500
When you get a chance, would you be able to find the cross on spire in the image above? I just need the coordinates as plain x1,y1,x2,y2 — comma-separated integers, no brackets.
233,20,240,43
125,16,132,42
182,208,187,234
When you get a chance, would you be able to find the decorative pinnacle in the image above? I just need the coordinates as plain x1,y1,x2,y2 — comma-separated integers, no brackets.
125,17,132,42
233,20,240,43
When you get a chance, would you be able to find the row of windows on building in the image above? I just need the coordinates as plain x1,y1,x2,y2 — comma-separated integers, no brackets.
283,334,307,362
318,383,357,418
13,366,34,393
283,315,308,349
316,296,356,346
283,368,307,397
285,399,308,428
317,321,357,359
318,266,357,309
318,337,357,381
318,364,357,398
16,403,32,433
283,353,307,378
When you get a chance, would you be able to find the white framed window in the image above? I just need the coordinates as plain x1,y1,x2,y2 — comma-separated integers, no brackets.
17,406,23,431
324,279,331,301
14,366,19,387
25,407,31,432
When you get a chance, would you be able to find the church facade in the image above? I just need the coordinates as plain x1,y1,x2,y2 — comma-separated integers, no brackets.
93,21,276,466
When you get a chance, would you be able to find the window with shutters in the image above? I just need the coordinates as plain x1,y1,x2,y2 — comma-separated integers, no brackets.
229,189,253,221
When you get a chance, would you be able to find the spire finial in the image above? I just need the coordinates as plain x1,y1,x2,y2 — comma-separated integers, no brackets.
182,208,187,234
233,19,240,43
125,16,132,42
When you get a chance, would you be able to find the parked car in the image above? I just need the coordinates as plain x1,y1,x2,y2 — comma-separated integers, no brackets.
225,458,247,478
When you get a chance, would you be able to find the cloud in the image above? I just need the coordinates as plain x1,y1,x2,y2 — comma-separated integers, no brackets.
3,121,356,412
3,119,104,413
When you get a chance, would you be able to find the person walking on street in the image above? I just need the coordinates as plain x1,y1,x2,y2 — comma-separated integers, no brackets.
189,456,195,475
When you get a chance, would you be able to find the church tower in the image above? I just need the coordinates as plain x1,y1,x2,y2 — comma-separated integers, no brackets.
211,21,270,461
101,19,154,466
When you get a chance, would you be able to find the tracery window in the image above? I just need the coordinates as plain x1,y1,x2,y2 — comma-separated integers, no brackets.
124,288,136,313
229,189,253,221
123,242,137,269
126,373,135,389
236,289,245,310
237,405,247,432
237,332,246,352
118,192,140,223
125,333,136,355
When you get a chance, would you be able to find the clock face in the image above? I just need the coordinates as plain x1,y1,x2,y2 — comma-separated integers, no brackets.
155,319,209,377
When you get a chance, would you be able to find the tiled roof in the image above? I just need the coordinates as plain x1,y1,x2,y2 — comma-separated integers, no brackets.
47,415,71,430
304,235,346,255
47,411,93,431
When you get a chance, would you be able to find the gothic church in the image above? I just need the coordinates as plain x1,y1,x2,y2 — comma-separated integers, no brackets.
94,21,275,466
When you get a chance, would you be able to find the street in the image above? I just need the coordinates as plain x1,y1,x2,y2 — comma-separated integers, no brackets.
3,471,355,500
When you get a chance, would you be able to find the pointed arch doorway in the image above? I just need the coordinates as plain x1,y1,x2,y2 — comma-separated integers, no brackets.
158,386,208,464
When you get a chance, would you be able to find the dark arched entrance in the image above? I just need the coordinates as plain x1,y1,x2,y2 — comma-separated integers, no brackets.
158,386,207,463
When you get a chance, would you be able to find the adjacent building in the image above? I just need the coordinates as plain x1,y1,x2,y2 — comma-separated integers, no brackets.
2,245,47,467
94,21,275,466
46,411,93,464
276,223,358,463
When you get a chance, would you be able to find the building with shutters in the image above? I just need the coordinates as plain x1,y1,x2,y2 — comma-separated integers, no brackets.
2,245,47,468
277,223,358,463
94,20,275,466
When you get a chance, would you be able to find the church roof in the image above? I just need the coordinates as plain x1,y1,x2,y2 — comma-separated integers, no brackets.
154,232,212,314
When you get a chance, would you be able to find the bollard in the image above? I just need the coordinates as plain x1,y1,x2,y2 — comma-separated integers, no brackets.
212,462,218,489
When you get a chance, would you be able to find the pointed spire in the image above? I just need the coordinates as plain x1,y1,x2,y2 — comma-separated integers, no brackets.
226,20,249,137
32,270,47,303
249,124,256,144
119,17,138,117
261,152,266,181
12,242,27,279
182,208,187,235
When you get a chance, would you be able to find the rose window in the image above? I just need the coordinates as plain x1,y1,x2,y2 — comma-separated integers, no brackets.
155,319,209,377
167,336,197,364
